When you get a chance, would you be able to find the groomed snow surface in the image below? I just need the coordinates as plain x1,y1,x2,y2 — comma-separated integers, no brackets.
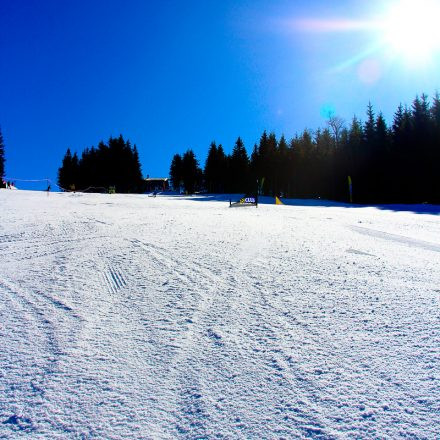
0,190,439,439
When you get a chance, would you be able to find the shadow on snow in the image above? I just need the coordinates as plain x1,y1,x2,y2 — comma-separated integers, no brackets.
159,193,440,215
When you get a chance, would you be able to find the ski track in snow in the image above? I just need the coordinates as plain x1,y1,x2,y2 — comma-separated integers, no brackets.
0,190,439,439
351,225,440,253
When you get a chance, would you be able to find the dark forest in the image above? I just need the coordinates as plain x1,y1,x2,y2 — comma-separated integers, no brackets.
58,135,143,193
170,93,440,204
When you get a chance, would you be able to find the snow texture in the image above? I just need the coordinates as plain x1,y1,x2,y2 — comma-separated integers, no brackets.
0,189,439,439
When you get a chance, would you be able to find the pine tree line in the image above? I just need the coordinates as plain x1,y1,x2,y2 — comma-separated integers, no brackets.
58,135,143,193
170,137,254,195
170,93,440,204
169,150,204,195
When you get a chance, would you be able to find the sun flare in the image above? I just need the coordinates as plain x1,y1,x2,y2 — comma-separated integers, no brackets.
381,0,440,62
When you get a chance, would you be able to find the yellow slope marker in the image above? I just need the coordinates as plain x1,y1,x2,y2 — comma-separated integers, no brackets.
275,196,284,205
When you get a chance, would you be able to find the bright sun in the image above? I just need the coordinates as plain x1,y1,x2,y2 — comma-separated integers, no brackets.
381,0,440,62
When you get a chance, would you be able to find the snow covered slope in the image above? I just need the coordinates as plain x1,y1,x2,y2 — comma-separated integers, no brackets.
0,190,439,439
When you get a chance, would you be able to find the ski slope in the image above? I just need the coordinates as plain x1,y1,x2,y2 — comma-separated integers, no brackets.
0,190,439,439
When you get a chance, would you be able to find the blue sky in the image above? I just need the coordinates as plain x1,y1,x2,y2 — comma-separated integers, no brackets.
1,0,439,189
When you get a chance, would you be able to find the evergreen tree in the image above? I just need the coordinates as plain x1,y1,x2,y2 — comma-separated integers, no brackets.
390,104,412,202
364,102,375,145
373,112,390,202
58,148,74,189
431,92,440,128
131,145,143,192
431,93,440,202
215,144,228,193
169,154,183,191
204,142,228,193
266,132,278,196
182,150,201,194
71,152,79,187
0,127,5,180
315,128,335,199
290,130,315,198
256,131,269,194
359,102,376,202
335,126,350,201
345,116,364,202
277,135,290,196
204,142,218,193
411,94,432,201
229,137,249,193
249,143,259,191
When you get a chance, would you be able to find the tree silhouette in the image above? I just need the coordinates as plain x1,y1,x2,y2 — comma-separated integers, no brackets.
229,137,249,193
169,92,440,204
0,127,5,180
182,150,202,194
58,148,76,190
327,115,345,148
170,153,183,191
58,135,143,192
204,142,218,193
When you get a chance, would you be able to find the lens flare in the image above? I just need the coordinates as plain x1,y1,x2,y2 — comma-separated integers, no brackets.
283,0,440,75
320,103,336,119
292,18,374,33
357,58,382,84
